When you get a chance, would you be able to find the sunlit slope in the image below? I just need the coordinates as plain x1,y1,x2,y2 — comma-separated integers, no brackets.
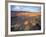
11,11,41,17
15,11,41,16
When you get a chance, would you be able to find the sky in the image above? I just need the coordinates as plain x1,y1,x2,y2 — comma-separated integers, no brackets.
11,5,41,12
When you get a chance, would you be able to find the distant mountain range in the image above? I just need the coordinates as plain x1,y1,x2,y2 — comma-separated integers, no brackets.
11,11,41,17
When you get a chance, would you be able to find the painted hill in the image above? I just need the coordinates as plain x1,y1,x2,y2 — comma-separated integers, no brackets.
11,11,41,17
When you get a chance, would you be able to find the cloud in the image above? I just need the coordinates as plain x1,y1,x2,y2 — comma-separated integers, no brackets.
11,5,41,12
